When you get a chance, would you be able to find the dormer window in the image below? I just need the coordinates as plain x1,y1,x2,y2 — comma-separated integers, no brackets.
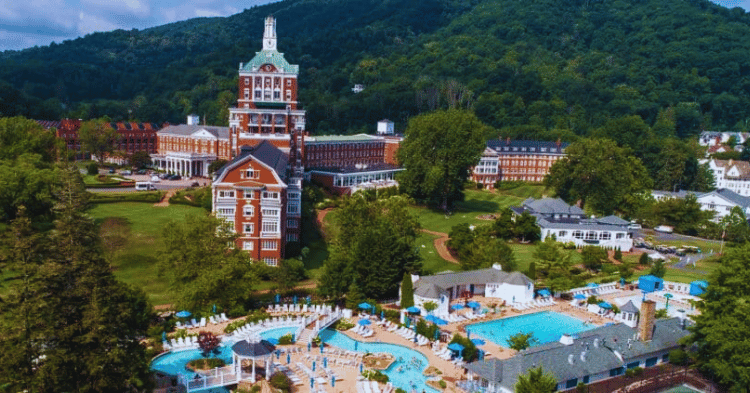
243,168,258,179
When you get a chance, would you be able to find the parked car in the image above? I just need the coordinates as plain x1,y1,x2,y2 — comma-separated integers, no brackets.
120,170,132,176
136,169,147,175
190,182,200,188
108,168,116,174
171,175,181,180
135,181,156,191
150,175,161,183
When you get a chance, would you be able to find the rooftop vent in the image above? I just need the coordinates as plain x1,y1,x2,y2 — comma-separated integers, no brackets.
567,354,575,365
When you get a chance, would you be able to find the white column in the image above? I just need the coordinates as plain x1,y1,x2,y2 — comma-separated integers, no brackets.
252,358,256,382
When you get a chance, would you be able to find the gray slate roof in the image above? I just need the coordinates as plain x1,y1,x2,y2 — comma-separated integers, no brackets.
158,124,230,139
215,140,288,181
522,198,585,216
414,283,448,299
596,215,630,226
486,139,569,154
467,318,689,391
652,188,750,209
414,268,532,298
620,300,639,314
232,339,274,357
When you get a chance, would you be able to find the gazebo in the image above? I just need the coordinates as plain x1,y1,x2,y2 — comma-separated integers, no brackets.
231,335,276,382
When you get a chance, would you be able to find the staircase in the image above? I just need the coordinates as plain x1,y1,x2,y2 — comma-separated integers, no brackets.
297,328,314,344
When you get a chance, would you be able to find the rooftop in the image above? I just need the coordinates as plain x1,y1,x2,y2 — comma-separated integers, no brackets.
241,49,299,74
306,134,382,143
307,163,402,174
414,268,532,298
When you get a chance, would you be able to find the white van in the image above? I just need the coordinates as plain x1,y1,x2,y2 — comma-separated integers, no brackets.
135,181,156,191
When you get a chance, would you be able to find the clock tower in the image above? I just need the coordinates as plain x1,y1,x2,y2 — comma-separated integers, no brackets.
262,15,277,51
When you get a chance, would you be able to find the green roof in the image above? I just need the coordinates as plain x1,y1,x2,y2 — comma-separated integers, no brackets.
241,50,299,74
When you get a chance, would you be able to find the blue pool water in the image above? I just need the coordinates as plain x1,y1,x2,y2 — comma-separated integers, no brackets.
466,311,595,348
319,329,438,393
260,326,298,341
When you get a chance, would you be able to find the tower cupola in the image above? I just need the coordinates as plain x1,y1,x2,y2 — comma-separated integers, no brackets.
263,16,277,51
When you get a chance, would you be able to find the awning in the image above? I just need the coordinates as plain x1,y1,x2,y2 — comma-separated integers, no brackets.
447,343,465,352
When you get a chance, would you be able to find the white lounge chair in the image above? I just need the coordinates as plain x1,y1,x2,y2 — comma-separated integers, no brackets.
371,381,381,393
190,318,198,328
200,317,207,327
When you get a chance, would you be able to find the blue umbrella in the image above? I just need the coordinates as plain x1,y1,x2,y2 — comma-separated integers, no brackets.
358,319,372,326
306,296,311,305
358,302,373,310
588,283,599,288
162,331,167,341
467,330,471,339
448,342,465,358
276,350,280,359
425,315,447,325
574,294,587,300
267,338,279,345
381,310,385,320
312,361,316,371
212,304,217,313
324,357,328,368
332,376,335,387
538,289,551,298
275,293,281,304
320,343,324,354
406,306,420,314
598,302,612,309
451,304,464,311
287,353,291,364
405,318,410,328
359,363,363,373
471,338,486,346
434,329,440,341
354,341,358,351
310,378,314,389
175,310,191,318
307,342,311,352
467,301,481,309
293,295,298,304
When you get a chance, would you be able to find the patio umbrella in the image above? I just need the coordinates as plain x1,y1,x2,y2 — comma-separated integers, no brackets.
467,301,481,309
287,353,291,364
310,378,314,389
162,331,167,341
434,329,440,341
293,295,298,304
354,341,358,351
320,343,324,354
332,376,335,387
448,342,465,358
359,363,364,373
537,289,551,298
324,357,328,368
588,283,599,288
598,302,612,309
406,306,420,314
573,294,587,300
175,310,191,318
276,349,280,359
467,330,471,339
275,293,281,304
307,296,312,305
307,342,311,352
471,338,486,346
312,360,316,371
425,315,447,325
212,304,217,313
381,310,385,320
405,318,410,328
267,338,280,345
450,304,464,311
358,319,371,326
358,302,373,311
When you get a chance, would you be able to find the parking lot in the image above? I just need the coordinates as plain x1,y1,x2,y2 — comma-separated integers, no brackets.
88,170,212,192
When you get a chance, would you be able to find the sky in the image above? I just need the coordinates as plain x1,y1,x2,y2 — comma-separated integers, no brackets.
0,0,748,52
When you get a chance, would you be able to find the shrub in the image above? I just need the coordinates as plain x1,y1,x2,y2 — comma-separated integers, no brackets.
187,358,225,370
270,372,292,392
333,318,355,331
198,331,220,355
362,370,389,383
624,367,643,378
438,380,447,389
669,348,688,366
86,163,99,175
89,191,164,204
278,334,294,345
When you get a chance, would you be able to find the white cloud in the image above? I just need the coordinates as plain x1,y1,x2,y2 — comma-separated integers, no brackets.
80,0,151,17
77,11,120,36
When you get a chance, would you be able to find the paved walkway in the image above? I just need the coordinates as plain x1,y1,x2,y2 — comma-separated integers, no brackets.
421,229,459,264
154,188,178,207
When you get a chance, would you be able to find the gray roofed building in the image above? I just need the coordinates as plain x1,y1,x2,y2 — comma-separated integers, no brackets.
517,197,585,217
650,187,750,222
620,300,639,314
414,283,448,299
231,339,274,358
158,124,230,140
215,140,289,182
464,318,690,392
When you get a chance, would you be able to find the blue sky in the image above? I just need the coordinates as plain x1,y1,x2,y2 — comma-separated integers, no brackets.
0,0,748,51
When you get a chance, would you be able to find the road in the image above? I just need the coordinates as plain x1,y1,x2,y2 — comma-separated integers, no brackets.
86,173,211,193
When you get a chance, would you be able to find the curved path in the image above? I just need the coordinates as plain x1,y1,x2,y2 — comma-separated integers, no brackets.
421,229,459,264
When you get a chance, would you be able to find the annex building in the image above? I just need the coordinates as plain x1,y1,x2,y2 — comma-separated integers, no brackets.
511,198,634,250
463,301,690,392
471,139,568,189
652,187,750,222
701,158,750,197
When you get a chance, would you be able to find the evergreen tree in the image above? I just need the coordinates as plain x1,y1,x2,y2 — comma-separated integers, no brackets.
614,248,623,261
528,262,536,280
514,212,540,242
400,273,414,309
493,208,515,239
515,366,557,393
650,259,667,278
345,280,364,310
639,252,650,266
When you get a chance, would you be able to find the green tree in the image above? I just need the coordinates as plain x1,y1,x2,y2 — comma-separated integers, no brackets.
639,252,650,266
400,273,415,308
650,259,667,278
397,109,487,211
159,214,257,309
78,118,118,166
345,280,365,310
319,196,421,299
533,237,571,275
273,258,308,292
447,223,475,258
614,248,623,261
720,206,750,244
423,301,438,313
514,212,540,242
493,208,515,239
650,194,712,235
515,366,557,393
129,150,152,169
687,245,750,392
0,154,58,222
0,116,57,162
581,246,608,271
462,235,516,272
545,138,652,215
208,159,228,175
506,332,538,351
528,261,536,280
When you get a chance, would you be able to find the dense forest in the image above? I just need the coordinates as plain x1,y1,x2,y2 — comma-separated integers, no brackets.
1,0,750,141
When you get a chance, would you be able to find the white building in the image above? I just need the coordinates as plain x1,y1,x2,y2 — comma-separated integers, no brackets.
511,198,633,250
699,131,748,147
406,265,534,316
376,119,395,135
702,159,750,196
652,188,750,222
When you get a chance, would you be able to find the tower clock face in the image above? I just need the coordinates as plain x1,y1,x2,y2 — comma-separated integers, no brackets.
266,39,274,47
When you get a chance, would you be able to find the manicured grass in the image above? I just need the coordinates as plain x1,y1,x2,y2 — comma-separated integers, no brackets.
510,243,582,275
88,202,207,305
408,187,548,234
416,233,459,274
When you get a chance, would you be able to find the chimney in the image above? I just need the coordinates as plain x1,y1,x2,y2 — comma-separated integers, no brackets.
638,300,656,342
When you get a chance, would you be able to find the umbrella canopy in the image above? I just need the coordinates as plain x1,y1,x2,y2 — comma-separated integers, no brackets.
406,306,421,314
425,315,447,325
275,293,281,304
162,331,167,341
587,283,599,288
358,302,373,310
538,289,551,297
467,301,481,309
266,338,279,345
574,294,587,300
358,319,372,326
175,310,191,318
664,293,674,299
447,343,465,352
598,302,612,309
450,304,465,310
471,338,486,346
212,304,217,313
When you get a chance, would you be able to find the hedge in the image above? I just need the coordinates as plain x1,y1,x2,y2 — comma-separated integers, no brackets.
89,191,164,204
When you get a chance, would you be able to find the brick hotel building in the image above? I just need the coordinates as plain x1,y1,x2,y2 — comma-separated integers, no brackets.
471,139,568,189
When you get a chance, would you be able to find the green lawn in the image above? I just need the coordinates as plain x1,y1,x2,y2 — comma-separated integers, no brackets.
408,186,548,234
416,233,459,274
88,202,207,305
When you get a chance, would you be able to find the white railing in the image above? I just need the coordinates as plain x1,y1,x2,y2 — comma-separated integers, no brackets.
178,366,238,392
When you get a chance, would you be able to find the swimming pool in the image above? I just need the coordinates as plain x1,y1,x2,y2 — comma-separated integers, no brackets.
151,345,235,378
466,311,595,348
319,329,438,393
260,326,298,341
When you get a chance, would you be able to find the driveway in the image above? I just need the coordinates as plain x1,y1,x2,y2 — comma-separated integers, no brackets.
87,173,211,192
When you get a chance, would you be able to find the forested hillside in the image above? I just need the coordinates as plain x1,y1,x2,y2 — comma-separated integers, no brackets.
1,0,750,140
